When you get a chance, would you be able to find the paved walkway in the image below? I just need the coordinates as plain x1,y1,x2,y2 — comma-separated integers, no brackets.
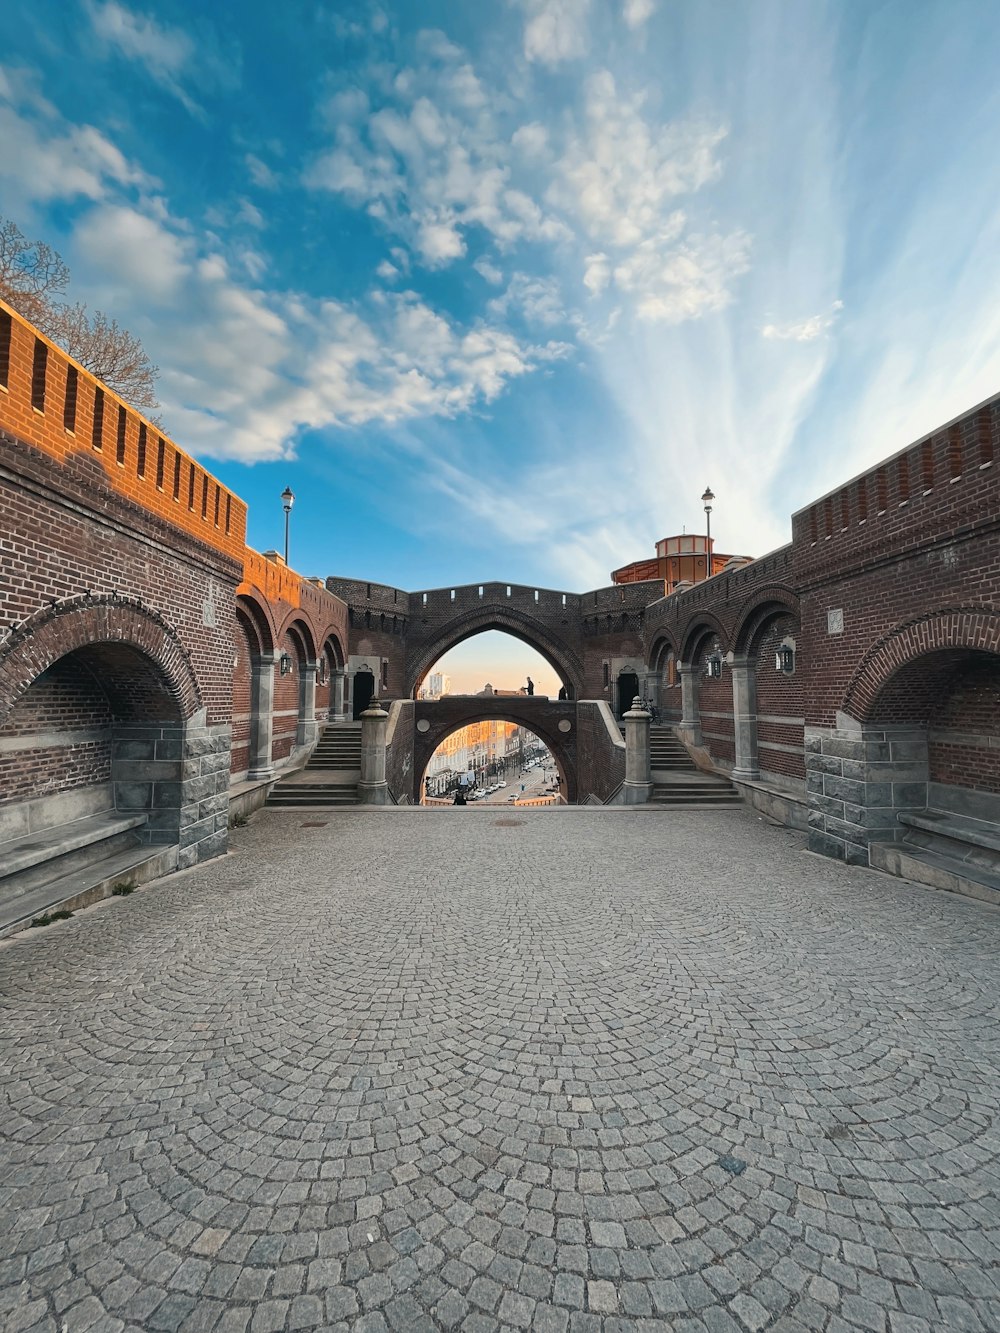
1,807,999,1333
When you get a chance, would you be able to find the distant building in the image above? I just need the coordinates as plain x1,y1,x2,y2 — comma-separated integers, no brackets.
419,671,451,700
611,533,750,594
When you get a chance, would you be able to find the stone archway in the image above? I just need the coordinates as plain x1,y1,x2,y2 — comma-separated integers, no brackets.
412,697,578,804
0,595,227,866
406,602,586,701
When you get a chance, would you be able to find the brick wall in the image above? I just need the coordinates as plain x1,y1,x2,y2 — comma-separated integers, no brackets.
231,620,253,776
695,642,735,765
754,615,805,782
0,660,112,804
928,656,1000,794
271,630,301,762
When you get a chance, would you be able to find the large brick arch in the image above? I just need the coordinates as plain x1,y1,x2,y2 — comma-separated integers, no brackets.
277,611,318,662
0,594,203,726
236,589,276,655
842,606,1000,723
731,586,800,657
406,605,586,699
647,631,679,675
679,612,729,665
412,697,578,803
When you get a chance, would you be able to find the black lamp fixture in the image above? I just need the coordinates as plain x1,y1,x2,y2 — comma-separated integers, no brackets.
775,645,795,674
279,653,293,676
281,486,295,564
701,485,715,550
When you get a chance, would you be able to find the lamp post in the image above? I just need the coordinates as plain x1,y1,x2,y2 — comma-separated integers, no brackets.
281,486,294,565
701,485,714,572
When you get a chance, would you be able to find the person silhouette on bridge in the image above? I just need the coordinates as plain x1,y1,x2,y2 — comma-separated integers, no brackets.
453,788,467,806
526,677,534,696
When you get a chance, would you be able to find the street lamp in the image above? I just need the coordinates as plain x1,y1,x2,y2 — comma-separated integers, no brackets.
701,486,715,561
281,486,295,565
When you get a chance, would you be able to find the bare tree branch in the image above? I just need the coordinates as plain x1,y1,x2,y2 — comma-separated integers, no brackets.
0,214,160,413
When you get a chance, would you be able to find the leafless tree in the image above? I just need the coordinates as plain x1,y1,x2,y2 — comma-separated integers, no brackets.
44,303,160,412
0,218,70,327
0,215,160,412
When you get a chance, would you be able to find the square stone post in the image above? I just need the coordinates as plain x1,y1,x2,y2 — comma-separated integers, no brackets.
332,669,347,722
247,652,276,781
358,698,390,805
623,697,653,804
730,656,760,781
297,659,319,748
678,664,702,745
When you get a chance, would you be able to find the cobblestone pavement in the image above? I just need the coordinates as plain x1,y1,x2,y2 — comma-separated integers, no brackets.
2,806,999,1333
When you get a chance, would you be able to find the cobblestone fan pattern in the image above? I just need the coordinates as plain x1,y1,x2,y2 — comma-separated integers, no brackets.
2,808,999,1333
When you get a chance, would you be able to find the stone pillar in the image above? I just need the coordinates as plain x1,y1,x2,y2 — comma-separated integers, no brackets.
622,697,653,805
247,652,276,781
297,660,319,748
730,656,760,781
358,697,389,805
332,669,347,723
805,721,929,865
642,672,660,713
678,664,701,745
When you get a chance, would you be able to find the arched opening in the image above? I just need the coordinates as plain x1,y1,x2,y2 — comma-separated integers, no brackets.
410,619,583,701
746,609,804,786
418,630,566,701
317,634,346,724
353,665,376,720
0,641,186,844
649,637,679,722
419,721,565,806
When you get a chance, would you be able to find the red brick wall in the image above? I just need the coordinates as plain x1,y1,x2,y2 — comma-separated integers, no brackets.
754,615,805,781
0,659,112,804
696,641,734,764
271,631,301,762
231,621,253,775
928,656,1000,793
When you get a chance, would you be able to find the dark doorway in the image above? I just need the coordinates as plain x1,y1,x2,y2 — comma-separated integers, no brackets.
618,671,639,718
353,670,375,720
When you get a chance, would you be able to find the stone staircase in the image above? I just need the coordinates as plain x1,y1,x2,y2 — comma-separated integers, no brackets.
649,726,743,807
0,812,176,938
870,808,1000,907
265,723,361,809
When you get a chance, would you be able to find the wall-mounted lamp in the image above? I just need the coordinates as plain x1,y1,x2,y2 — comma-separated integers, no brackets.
705,653,723,679
280,653,293,676
775,645,795,674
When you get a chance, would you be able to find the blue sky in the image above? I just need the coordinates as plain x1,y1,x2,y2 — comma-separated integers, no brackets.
3,0,1000,605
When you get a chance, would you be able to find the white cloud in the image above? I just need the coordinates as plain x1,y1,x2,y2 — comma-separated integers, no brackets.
761,300,843,342
245,153,279,190
519,0,592,65
582,253,610,295
623,0,656,29
0,98,152,207
86,1,238,116
75,204,190,302
474,257,504,285
489,273,568,327
416,215,466,265
376,259,399,280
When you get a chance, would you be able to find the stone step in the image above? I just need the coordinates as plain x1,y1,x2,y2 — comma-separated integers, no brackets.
0,812,149,899
0,843,176,940
266,793,358,807
871,841,1000,908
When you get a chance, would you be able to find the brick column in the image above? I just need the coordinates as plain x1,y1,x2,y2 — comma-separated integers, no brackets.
678,664,702,745
730,656,760,781
247,652,276,781
805,722,928,864
622,697,652,805
297,659,319,748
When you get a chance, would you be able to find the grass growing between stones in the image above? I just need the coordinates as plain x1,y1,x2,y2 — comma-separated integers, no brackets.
30,910,74,928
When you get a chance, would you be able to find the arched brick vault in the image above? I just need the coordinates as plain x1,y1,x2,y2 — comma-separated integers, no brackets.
732,586,800,657
842,606,1000,723
236,590,276,655
648,633,679,675
0,595,203,726
406,605,586,699
278,612,318,662
318,629,346,669
679,613,729,665
411,698,578,803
